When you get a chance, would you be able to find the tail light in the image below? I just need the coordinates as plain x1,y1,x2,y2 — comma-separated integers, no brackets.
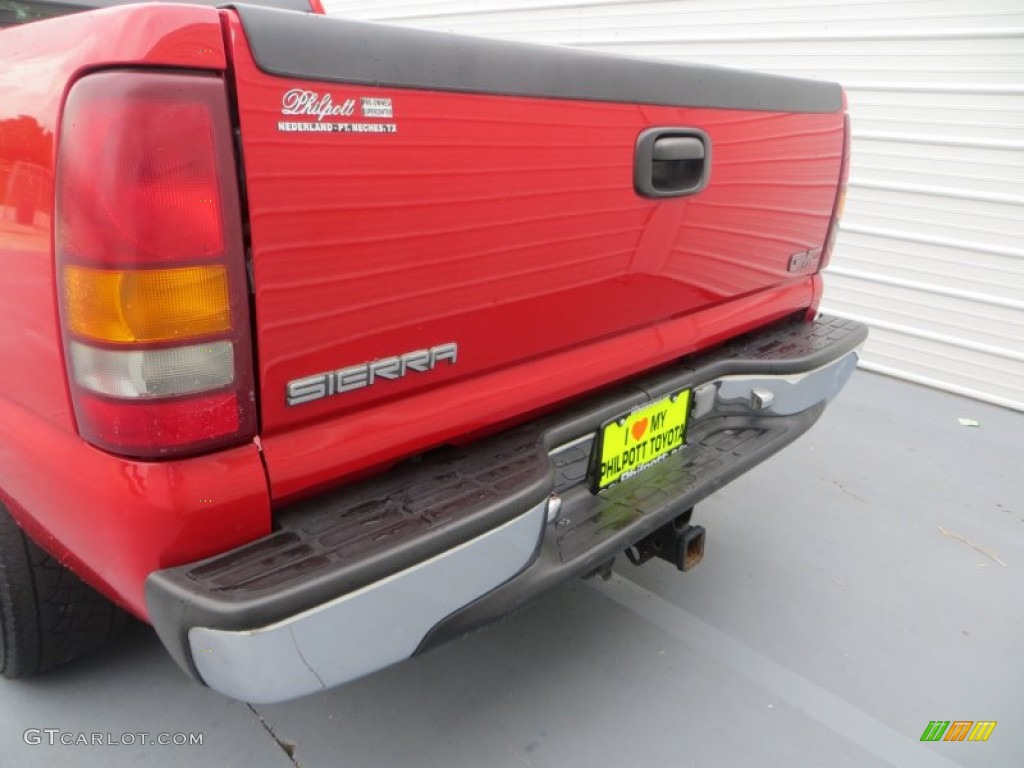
818,104,851,271
56,71,255,459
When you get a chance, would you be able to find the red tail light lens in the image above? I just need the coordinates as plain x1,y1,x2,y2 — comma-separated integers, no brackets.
58,91,224,263
56,71,255,459
74,391,243,454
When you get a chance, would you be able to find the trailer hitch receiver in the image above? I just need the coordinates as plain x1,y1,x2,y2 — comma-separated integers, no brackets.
626,512,705,572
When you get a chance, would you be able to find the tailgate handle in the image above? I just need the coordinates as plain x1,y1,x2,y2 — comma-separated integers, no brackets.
653,136,704,162
634,128,711,198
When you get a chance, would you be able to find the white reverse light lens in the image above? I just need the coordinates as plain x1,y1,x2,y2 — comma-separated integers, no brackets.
70,341,235,399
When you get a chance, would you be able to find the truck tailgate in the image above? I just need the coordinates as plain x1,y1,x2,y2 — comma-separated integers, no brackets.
222,7,845,497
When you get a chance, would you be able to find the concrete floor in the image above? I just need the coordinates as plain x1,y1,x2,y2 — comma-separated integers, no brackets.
1,370,1021,768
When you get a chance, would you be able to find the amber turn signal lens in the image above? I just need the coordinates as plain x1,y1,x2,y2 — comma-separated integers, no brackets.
63,264,231,343
834,186,847,222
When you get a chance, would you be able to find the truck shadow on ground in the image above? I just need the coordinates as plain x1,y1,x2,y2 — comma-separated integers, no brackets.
5,579,696,767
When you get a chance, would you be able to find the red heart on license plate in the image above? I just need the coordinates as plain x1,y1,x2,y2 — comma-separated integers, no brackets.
631,417,649,441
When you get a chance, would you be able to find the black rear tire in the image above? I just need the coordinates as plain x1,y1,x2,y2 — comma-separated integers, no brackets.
0,501,127,678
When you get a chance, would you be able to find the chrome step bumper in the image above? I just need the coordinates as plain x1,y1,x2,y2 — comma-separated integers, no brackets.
146,315,866,703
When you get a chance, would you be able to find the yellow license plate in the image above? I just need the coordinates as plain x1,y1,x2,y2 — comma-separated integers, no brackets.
594,390,691,491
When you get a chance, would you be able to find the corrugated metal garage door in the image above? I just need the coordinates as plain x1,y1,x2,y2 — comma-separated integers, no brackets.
323,0,1024,411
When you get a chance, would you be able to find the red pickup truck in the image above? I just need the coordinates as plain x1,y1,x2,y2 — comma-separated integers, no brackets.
0,0,864,702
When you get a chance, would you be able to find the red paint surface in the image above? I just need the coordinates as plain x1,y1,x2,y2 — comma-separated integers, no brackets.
261,280,815,500
224,16,844,500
